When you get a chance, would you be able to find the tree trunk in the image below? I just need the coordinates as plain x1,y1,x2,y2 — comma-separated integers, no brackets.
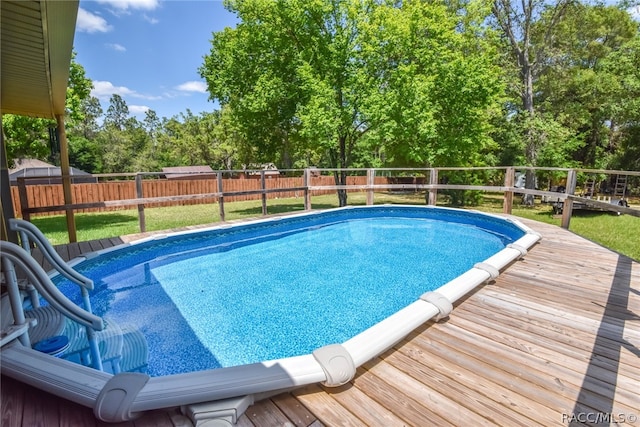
281,130,293,169
523,121,537,206
334,171,348,207
334,134,348,207
521,57,535,116
521,54,537,206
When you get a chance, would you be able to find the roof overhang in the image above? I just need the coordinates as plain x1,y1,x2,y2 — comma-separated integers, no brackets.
1,0,79,119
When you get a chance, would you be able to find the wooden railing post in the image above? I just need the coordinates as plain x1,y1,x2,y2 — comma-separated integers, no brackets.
561,169,577,229
303,169,311,210
260,170,268,216
135,173,146,233
428,169,438,205
57,116,77,243
503,167,515,214
366,168,375,205
1,128,19,244
217,172,225,222
17,178,30,222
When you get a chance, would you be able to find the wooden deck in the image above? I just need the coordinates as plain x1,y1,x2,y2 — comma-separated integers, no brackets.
2,217,639,426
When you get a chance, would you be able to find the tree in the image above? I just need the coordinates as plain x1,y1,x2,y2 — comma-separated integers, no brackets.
143,110,161,142
202,0,503,205
359,0,503,168
66,96,104,173
74,96,103,140
491,0,572,203
3,52,93,166
603,32,640,171
67,135,103,173
1,115,54,165
65,51,94,125
533,4,638,168
201,0,364,205
104,94,130,131
154,110,238,169
95,95,151,172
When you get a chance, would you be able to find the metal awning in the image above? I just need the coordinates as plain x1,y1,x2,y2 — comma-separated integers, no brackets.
1,0,79,118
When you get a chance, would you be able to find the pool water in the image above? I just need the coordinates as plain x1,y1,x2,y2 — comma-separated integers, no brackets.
55,206,523,376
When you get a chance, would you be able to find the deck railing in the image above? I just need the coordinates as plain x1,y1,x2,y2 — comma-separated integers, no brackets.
10,166,640,242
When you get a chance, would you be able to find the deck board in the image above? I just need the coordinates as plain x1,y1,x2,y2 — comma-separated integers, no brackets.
293,384,368,427
270,393,321,426
353,363,458,426
1,375,25,427
403,329,565,425
315,382,408,426
2,215,639,426
381,346,533,427
457,301,640,381
360,359,497,426
242,399,297,426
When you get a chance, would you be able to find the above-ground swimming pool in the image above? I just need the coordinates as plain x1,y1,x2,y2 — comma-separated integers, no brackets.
54,205,531,376
2,205,541,423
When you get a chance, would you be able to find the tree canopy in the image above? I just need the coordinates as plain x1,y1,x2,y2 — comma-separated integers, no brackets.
3,1,639,184
200,0,504,204
3,52,93,165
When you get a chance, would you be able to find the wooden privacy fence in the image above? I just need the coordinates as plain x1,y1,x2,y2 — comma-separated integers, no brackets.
9,167,640,242
12,176,315,215
11,173,377,217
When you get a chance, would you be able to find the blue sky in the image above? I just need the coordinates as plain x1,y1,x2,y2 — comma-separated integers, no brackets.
74,0,238,121
74,0,639,123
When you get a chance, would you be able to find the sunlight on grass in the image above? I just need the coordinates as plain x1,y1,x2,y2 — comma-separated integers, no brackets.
31,191,639,261
569,212,640,261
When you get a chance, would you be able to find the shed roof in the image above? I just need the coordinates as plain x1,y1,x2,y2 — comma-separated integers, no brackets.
8,158,95,184
162,166,216,180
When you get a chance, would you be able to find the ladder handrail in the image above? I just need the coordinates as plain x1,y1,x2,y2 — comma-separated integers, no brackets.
1,241,105,370
8,218,95,319
8,218,93,290
0,241,103,331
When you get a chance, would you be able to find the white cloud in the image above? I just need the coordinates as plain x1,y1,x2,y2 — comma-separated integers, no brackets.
106,43,127,52
76,8,112,33
92,81,163,104
137,93,164,101
129,105,151,114
629,5,640,21
92,81,135,99
143,14,159,24
176,81,208,93
97,0,160,12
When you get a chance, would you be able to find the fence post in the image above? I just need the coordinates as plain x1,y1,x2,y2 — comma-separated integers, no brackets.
135,173,146,233
503,167,515,214
217,172,225,222
303,168,311,210
260,170,268,216
428,169,438,205
561,169,577,229
17,178,31,222
366,168,375,205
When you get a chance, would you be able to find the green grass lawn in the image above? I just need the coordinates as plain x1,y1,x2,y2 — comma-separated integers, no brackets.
30,191,640,261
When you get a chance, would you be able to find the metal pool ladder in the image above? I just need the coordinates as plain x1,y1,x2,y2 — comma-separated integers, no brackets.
5,218,105,370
